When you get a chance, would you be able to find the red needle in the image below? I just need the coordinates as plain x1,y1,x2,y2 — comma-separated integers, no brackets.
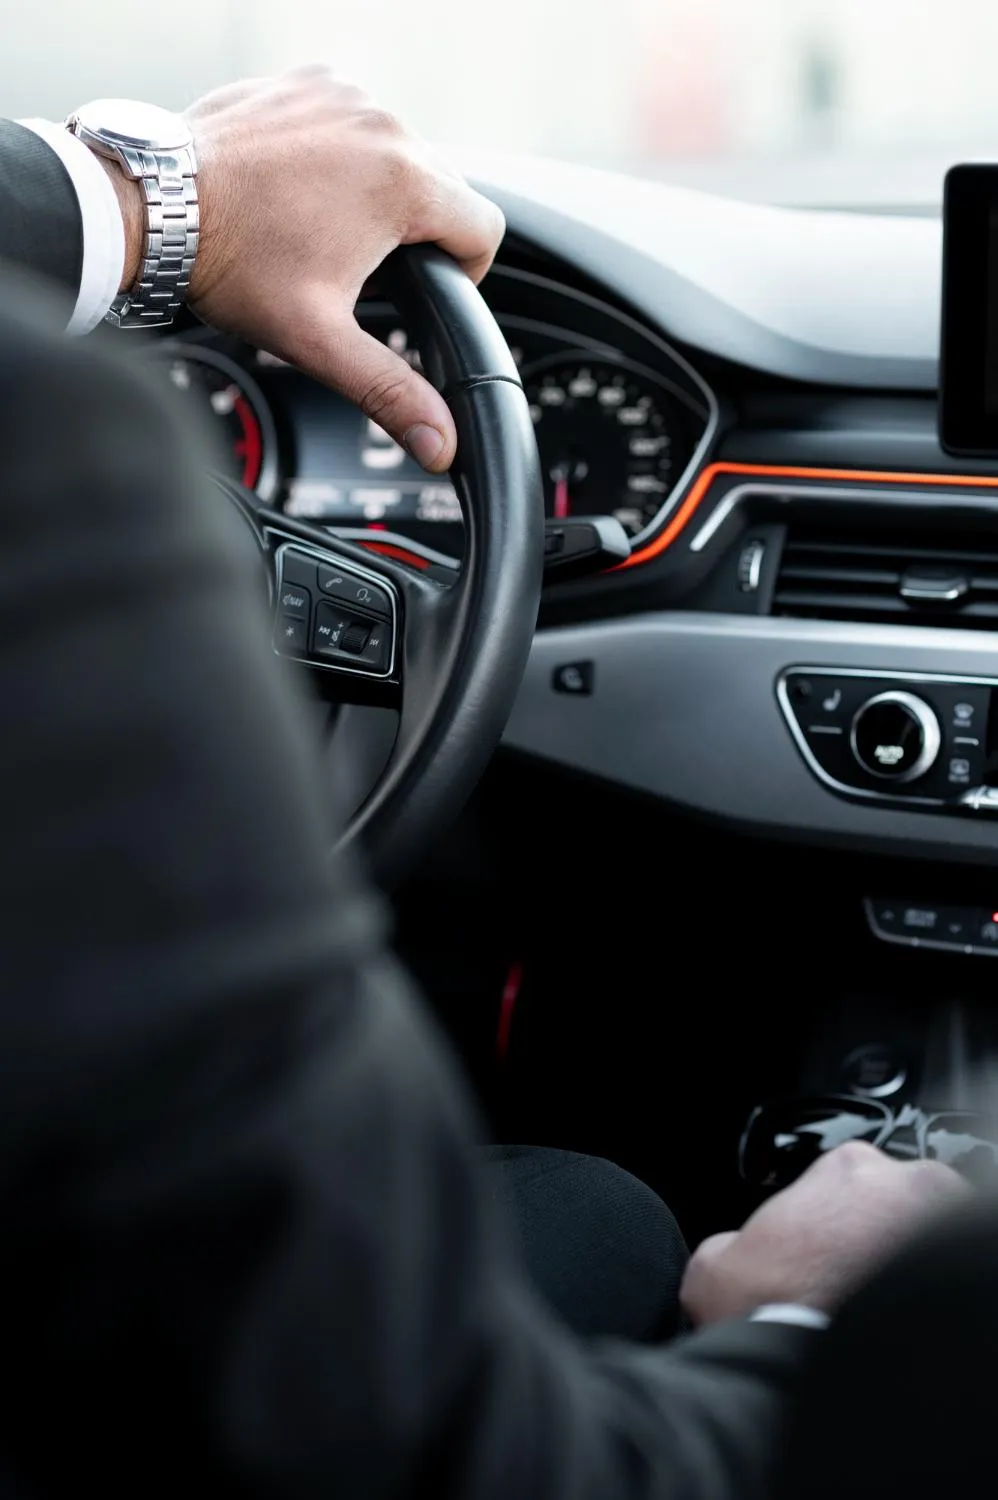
553,473,571,519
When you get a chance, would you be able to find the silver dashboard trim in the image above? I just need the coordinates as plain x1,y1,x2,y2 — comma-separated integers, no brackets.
271,538,399,680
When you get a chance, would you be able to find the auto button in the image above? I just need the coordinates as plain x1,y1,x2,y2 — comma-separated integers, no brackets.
850,691,941,783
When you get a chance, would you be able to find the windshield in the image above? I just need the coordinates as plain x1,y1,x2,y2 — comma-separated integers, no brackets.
4,1,997,210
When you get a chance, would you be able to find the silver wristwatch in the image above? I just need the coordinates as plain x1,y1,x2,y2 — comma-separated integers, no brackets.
66,99,199,329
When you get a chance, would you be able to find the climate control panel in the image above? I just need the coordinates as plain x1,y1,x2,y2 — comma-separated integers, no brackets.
777,668,996,811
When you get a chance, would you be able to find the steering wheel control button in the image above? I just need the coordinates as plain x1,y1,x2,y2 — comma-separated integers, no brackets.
279,584,311,620
552,661,594,696
313,603,352,656
318,566,392,619
341,622,372,655
275,615,308,653
276,548,319,590
850,691,941,783
355,626,391,671
272,545,395,678
308,600,393,674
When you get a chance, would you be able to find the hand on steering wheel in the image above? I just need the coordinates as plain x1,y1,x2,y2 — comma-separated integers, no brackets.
104,66,508,475
220,250,543,888
135,68,544,887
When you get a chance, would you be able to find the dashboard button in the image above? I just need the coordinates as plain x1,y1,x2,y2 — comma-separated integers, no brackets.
318,566,392,619
866,899,982,954
962,786,998,813
941,910,974,943
976,918,998,949
900,905,942,935
737,539,766,593
869,900,900,932
850,691,941,783
553,661,594,696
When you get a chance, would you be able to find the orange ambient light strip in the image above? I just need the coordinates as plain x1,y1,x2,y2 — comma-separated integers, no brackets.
617,461,998,571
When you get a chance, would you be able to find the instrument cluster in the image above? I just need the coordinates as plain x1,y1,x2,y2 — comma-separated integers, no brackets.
161,264,715,561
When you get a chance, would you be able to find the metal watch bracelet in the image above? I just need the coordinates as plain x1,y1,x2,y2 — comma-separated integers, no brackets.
108,144,199,328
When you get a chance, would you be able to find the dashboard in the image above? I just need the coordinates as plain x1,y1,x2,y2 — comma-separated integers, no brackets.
160,257,714,566
154,156,998,927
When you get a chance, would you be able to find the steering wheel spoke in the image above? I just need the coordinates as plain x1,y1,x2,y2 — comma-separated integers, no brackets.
264,513,461,714
264,521,395,701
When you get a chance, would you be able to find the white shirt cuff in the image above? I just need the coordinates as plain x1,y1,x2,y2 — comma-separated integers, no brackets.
16,118,124,335
751,1304,831,1331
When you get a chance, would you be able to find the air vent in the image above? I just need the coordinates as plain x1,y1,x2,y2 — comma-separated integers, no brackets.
773,523,998,630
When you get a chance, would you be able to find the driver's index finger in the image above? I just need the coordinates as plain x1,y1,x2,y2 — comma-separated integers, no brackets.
404,180,506,286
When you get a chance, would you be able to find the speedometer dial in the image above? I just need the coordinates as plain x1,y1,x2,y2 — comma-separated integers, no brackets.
523,356,687,537
164,347,279,501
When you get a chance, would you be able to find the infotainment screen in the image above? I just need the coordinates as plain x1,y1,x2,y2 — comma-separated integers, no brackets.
939,163,998,455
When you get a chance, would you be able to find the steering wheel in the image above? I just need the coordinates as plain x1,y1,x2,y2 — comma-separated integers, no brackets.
228,246,543,889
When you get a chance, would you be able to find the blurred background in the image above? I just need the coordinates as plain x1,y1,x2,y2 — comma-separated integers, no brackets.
4,0,998,207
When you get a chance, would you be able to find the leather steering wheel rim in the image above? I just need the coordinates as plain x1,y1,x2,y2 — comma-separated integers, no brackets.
261,246,544,890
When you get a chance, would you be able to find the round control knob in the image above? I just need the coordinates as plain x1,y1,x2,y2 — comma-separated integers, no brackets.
849,691,941,783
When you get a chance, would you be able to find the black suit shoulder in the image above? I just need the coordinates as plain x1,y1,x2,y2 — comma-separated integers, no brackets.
0,119,82,292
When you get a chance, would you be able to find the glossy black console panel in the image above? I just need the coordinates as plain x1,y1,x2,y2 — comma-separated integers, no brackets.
778,666,996,810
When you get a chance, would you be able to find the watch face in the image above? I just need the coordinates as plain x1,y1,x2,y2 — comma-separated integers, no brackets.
72,99,193,153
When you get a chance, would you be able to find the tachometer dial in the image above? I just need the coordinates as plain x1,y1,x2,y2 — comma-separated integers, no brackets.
163,347,279,500
522,356,687,536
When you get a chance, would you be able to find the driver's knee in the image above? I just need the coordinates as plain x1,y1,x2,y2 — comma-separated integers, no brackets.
485,1145,688,1342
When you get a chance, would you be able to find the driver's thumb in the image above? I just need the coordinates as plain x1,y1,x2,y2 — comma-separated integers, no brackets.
302,317,457,474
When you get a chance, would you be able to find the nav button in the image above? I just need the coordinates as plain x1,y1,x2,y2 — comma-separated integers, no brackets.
278,584,311,620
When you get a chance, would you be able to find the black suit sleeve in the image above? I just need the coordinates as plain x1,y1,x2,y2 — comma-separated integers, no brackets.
0,279,816,1500
0,118,83,291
